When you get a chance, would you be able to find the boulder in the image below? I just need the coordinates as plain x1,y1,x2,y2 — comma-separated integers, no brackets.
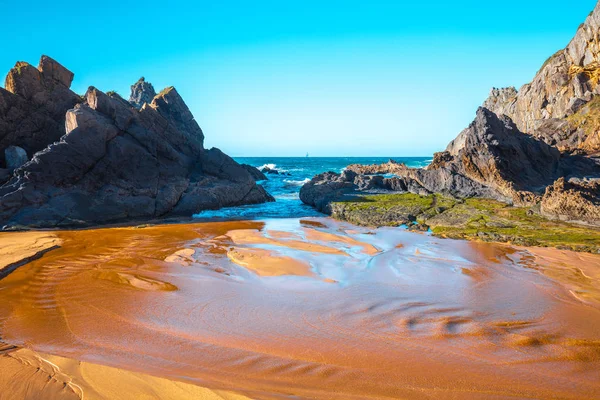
4,146,27,171
0,67,274,229
129,77,157,109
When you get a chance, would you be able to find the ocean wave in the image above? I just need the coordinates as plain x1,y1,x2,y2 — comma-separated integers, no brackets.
283,178,310,187
258,163,277,171
256,163,290,173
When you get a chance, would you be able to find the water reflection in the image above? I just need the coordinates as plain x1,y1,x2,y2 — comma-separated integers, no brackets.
0,218,599,399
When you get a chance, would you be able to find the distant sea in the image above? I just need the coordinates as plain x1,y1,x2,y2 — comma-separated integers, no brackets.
193,157,432,220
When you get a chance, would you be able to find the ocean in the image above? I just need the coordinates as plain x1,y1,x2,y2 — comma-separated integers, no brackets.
193,157,432,220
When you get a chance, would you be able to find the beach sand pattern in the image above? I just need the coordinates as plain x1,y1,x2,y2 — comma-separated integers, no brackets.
0,219,599,399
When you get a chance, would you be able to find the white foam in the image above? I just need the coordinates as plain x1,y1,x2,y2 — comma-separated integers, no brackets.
283,178,310,186
258,163,277,170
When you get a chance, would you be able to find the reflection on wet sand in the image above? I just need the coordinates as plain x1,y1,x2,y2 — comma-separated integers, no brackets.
0,218,599,399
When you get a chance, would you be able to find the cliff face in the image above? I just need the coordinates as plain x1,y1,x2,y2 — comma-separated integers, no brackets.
0,56,273,229
484,3,600,154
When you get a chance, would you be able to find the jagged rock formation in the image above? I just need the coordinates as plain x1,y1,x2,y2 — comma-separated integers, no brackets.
0,57,273,229
129,77,156,109
483,2,600,154
541,178,600,225
0,56,81,168
301,108,600,221
432,107,565,204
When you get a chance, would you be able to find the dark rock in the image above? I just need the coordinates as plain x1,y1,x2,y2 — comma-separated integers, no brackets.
39,55,74,88
0,169,9,184
240,164,268,181
434,107,563,203
129,77,157,109
0,64,274,229
260,166,291,176
4,146,27,171
299,172,357,213
0,56,81,168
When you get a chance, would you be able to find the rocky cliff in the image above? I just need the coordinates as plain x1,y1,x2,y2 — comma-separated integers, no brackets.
302,3,600,227
0,56,273,229
0,56,81,168
483,3,600,155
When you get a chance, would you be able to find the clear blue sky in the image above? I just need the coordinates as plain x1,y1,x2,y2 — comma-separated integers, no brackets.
1,0,596,156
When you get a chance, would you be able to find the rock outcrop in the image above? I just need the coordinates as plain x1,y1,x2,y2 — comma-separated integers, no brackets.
541,178,600,225
129,77,157,109
430,107,565,203
0,57,273,229
345,160,409,175
483,2,600,154
259,166,291,176
0,56,81,168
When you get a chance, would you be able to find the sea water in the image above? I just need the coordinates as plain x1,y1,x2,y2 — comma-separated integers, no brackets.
193,157,432,220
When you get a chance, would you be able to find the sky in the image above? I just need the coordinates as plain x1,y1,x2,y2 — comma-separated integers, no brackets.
0,0,597,156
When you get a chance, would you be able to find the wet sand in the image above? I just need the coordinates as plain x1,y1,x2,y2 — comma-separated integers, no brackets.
0,232,61,276
0,218,599,399
0,346,251,400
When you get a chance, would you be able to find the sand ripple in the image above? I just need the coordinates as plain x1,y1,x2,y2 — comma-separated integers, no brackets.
0,218,599,399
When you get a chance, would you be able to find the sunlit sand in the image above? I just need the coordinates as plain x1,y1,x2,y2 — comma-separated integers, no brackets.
0,219,599,399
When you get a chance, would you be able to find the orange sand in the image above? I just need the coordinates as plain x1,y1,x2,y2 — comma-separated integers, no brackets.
225,228,347,255
227,247,314,277
0,232,61,273
0,347,250,400
0,218,599,399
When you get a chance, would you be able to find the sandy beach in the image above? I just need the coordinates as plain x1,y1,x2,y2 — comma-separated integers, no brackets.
0,218,599,399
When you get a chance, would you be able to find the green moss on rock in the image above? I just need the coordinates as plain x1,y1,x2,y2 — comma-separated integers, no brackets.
331,194,600,253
